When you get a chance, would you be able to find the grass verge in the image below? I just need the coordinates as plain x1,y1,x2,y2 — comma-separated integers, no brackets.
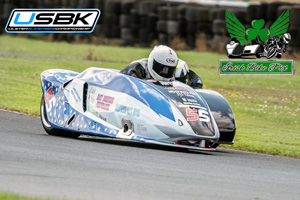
0,192,61,200
0,36,299,158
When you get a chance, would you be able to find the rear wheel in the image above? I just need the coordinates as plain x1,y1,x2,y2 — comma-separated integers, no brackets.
40,95,80,138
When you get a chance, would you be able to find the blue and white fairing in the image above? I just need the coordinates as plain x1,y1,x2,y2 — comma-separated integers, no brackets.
41,67,223,150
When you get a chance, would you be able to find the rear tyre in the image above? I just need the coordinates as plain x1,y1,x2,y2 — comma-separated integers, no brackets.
40,95,80,138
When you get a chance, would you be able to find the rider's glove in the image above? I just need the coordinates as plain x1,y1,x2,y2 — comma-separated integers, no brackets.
191,77,203,88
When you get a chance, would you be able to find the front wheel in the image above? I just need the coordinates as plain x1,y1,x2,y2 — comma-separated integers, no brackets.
276,53,282,58
266,48,277,59
40,95,80,138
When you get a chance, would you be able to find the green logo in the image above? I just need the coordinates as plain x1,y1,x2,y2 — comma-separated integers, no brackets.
219,60,293,75
225,10,289,45
222,10,293,75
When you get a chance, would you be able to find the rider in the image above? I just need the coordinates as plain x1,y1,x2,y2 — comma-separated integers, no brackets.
120,45,203,88
280,33,291,53
174,59,203,88
120,45,178,81
262,33,291,59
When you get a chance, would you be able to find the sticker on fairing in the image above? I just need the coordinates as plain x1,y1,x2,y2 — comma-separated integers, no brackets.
186,108,210,123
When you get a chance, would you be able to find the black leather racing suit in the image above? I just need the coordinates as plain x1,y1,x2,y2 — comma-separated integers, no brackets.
120,58,203,88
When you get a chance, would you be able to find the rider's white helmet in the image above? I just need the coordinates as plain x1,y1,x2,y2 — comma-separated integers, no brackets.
147,45,178,81
283,33,291,44
174,59,189,84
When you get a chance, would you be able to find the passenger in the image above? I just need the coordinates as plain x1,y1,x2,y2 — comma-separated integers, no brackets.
174,59,203,88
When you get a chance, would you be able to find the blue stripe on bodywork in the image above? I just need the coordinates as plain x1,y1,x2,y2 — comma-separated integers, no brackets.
77,68,175,122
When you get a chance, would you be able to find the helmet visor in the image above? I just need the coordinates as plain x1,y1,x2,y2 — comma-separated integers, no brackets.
152,59,176,79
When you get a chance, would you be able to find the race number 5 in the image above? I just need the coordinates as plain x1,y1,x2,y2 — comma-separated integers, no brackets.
186,108,210,122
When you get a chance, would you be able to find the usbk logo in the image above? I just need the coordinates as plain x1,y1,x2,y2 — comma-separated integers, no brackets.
5,9,100,33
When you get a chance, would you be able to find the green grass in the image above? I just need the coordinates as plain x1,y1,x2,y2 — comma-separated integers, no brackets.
0,36,299,158
0,56,122,115
0,192,61,200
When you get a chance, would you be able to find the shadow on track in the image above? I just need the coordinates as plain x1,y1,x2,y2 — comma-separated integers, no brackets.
75,135,216,156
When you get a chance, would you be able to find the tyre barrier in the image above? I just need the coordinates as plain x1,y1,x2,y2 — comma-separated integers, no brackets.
146,13,158,32
120,14,131,28
121,1,134,15
290,5,300,27
158,6,169,20
212,19,227,35
157,20,168,33
167,20,179,35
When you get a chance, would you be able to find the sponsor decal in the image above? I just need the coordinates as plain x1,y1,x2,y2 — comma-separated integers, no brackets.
96,101,110,111
98,114,107,122
158,81,173,86
103,96,114,104
166,58,175,64
97,94,103,101
88,95,95,104
90,87,96,94
115,104,140,117
166,87,202,107
44,86,56,111
5,9,100,33
71,87,81,103
165,87,189,91
160,86,208,109
182,97,197,103
95,94,114,111
221,9,293,75
137,124,147,132
44,87,54,102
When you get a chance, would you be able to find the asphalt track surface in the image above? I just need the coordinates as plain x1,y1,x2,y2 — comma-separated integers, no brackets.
1,110,300,200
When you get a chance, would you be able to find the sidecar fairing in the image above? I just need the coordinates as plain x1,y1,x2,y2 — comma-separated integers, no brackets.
40,67,236,150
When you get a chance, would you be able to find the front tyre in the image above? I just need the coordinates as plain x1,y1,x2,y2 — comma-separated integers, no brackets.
266,48,277,59
40,95,80,138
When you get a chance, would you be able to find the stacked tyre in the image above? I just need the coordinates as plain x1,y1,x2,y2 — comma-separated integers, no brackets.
120,1,135,46
157,6,169,45
185,6,210,48
289,5,300,50
138,1,157,47
103,0,121,38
